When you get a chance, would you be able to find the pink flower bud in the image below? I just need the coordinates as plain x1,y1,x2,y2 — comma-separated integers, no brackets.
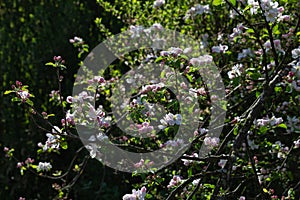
98,77,105,84
17,162,23,168
282,15,290,21
141,186,147,193
3,147,9,152
282,33,291,38
66,96,73,103
278,6,284,13
289,71,294,77
274,39,281,47
53,56,62,62
61,119,66,126
16,80,22,87
25,157,34,164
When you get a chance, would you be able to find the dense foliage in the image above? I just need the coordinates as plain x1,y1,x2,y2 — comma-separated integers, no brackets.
1,0,300,199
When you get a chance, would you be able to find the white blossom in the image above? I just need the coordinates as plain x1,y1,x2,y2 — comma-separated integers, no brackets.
122,186,147,200
212,44,228,53
37,162,52,172
228,64,243,79
153,0,165,8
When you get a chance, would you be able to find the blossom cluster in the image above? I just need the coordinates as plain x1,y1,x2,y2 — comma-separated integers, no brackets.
122,186,147,200
203,136,220,149
184,4,210,20
158,113,182,130
254,116,283,127
37,126,63,152
181,153,198,166
247,0,289,23
36,162,52,172
167,175,183,188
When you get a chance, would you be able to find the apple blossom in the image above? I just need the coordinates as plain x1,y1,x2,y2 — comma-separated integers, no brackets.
36,162,52,172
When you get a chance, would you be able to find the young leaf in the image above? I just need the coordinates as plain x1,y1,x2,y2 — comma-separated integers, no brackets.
4,90,14,95
60,141,68,150
213,0,223,6
45,62,56,67
277,123,287,129
230,0,236,6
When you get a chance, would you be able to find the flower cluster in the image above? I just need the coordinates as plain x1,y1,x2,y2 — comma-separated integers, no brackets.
181,153,198,166
203,137,220,149
122,186,147,200
36,162,52,172
141,83,164,94
229,23,247,41
38,126,62,152
270,141,289,159
153,0,165,9
167,175,183,188
136,122,154,134
189,55,213,67
69,36,89,58
161,139,184,148
5,81,33,105
158,113,182,130
134,159,154,169
184,4,210,20
228,64,243,79
212,44,228,54
254,116,283,127
160,47,183,57
264,39,285,54
260,0,286,23
218,159,227,169
238,48,253,60
69,36,83,44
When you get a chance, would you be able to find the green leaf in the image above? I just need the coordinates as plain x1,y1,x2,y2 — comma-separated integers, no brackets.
4,90,14,95
31,164,37,169
61,141,68,150
277,123,287,129
179,54,189,60
272,24,281,35
263,188,268,193
26,99,34,107
229,0,236,6
259,126,268,134
59,64,67,70
256,90,261,98
213,0,223,6
11,97,19,102
233,127,238,135
73,164,80,172
274,86,282,93
45,62,55,67
249,72,261,80
246,28,255,34
52,170,62,176
188,167,193,177
37,149,43,154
